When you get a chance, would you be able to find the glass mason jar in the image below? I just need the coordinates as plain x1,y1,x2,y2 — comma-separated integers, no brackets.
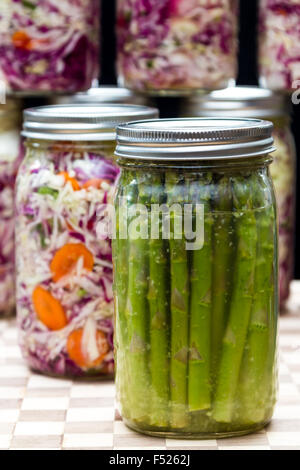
0,100,21,316
259,0,300,92
16,104,158,378
116,0,239,95
0,1,100,94
182,86,296,310
113,118,278,438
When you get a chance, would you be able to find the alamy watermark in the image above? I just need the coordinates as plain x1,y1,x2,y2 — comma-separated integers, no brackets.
292,80,300,105
96,198,205,251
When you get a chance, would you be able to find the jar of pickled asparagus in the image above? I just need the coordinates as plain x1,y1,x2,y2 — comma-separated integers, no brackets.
182,86,296,310
0,0,100,94
259,0,300,92
0,100,22,316
16,104,158,378
113,117,278,438
116,0,239,95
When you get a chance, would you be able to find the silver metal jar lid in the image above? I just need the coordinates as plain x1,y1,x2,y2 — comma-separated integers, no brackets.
52,86,147,106
116,118,275,161
22,104,159,141
183,86,290,119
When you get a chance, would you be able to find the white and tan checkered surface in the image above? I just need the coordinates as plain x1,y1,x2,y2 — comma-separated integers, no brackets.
0,282,300,450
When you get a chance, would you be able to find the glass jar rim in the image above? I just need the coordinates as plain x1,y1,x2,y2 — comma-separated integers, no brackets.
72,86,138,104
22,104,158,141
183,86,291,119
116,117,275,161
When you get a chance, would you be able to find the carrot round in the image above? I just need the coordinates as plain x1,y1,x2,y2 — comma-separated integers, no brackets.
67,329,109,368
12,31,32,50
59,172,81,191
82,178,109,189
32,286,67,331
50,243,94,282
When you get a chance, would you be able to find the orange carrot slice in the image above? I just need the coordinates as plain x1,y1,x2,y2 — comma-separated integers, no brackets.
12,31,32,50
50,243,94,282
278,7,288,15
32,286,67,331
59,172,81,191
67,329,109,368
82,178,109,189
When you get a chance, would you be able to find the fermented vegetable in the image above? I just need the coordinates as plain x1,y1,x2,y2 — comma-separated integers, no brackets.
259,0,300,91
114,166,278,436
16,144,118,376
0,0,100,93
117,0,239,93
270,125,296,308
0,102,21,316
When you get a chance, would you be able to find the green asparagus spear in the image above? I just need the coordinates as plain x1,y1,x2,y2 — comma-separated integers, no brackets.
166,171,189,429
125,171,151,423
212,175,257,423
211,176,234,379
114,171,137,419
114,172,129,321
148,172,170,428
238,172,277,424
188,175,213,411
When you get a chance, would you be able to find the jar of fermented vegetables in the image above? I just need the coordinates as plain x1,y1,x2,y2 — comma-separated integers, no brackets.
0,100,21,316
0,0,100,94
116,0,239,95
113,117,278,438
16,104,158,378
182,86,296,310
259,0,300,92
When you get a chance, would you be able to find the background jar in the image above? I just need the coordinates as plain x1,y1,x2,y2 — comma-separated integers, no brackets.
0,0,100,94
0,100,22,316
50,86,151,107
258,0,300,92
116,0,239,95
16,104,158,378
113,118,278,438
182,86,296,310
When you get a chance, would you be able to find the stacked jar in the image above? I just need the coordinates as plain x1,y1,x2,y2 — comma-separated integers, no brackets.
116,0,239,95
0,0,100,94
182,86,296,310
0,100,22,316
0,1,102,323
259,0,300,92
113,117,278,437
16,104,158,378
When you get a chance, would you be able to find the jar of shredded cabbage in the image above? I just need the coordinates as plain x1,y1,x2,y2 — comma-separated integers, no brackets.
0,100,21,316
116,0,239,95
16,104,158,378
113,117,278,438
0,0,100,94
259,0,300,91
182,86,296,310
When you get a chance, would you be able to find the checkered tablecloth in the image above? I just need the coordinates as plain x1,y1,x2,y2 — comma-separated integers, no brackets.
0,283,300,450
